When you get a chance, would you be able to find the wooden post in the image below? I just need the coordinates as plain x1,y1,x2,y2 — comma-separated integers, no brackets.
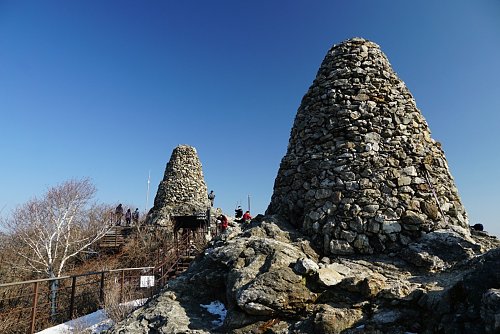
99,272,105,306
68,276,77,320
150,267,154,298
120,270,125,304
30,281,39,334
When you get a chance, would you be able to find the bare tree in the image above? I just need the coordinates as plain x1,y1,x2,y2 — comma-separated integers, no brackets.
3,178,110,318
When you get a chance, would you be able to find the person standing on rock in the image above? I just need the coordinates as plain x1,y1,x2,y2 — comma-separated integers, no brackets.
208,190,215,207
115,204,124,225
235,206,243,221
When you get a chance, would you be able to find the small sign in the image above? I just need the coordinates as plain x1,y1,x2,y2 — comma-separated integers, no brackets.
140,275,155,288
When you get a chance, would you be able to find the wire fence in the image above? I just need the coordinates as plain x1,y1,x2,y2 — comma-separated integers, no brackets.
0,267,155,334
0,229,207,334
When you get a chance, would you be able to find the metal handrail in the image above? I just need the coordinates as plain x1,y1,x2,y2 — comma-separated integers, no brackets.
0,266,158,334
0,266,155,288
0,224,208,333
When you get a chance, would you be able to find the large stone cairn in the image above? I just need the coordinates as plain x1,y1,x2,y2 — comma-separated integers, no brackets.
147,145,210,227
266,38,469,255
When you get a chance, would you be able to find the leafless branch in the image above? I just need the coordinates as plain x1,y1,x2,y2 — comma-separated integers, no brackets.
1,178,109,279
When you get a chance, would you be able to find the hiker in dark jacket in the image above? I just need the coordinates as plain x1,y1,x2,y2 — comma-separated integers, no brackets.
132,208,139,225
208,190,215,207
115,204,124,225
235,206,243,220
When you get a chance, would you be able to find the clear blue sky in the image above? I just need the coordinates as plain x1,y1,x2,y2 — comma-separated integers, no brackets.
1,1,499,236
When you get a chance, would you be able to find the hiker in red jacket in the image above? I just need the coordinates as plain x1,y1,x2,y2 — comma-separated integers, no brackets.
218,214,228,234
242,211,252,224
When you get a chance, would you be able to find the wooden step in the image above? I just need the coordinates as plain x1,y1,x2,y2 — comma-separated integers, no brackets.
98,226,133,248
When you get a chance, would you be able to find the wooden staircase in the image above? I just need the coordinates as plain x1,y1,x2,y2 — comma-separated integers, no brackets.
174,255,195,277
99,226,133,249
153,233,200,286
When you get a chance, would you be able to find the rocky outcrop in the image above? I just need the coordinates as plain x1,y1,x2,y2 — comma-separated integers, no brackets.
147,145,210,227
105,38,499,334
266,38,469,255
107,218,500,334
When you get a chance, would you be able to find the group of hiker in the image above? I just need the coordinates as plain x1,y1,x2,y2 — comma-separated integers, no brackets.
216,206,252,235
209,190,253,235
234,206,252,223
114,204,140,226
112,190,250,232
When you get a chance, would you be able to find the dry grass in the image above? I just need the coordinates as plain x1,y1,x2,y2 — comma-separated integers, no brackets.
60,319,92,334
103,281,142,324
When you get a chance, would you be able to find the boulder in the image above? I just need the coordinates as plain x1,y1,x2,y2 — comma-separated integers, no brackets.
313,305,364,334
317,266,343,287
399,229,481,270
481,289,500,333
294,257,319,276
105,215,500,334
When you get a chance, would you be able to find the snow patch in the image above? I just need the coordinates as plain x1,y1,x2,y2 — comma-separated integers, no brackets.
200,300,227,327
36,298,147,334
36,310,111,334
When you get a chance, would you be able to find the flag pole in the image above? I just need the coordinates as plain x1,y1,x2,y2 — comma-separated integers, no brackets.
146,170,151,211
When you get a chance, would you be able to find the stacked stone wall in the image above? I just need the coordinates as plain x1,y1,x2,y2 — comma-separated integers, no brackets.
266,38,468,255
148,145,210,227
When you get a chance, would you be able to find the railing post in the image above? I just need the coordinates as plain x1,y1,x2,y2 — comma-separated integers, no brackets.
150,268,155,298
68,276,77,320
30,281,39,334
99,272,105,306
120,270,124,304
160,264,164,287
175,235,178,258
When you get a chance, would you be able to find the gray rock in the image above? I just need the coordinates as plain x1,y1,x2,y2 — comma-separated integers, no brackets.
372,309,402,324
105,215,500,334
236,267,315,316
317,267,343,287
313,305,363,334
294,257,319,276
422,201,439,220
399,229,482,270
481,289,500,333
315,189,333,200
397,176,412,186
402,210,425,225
382,221,402,234
330,239,355,255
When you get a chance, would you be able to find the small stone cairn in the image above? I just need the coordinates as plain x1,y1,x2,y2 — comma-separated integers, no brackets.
266,38,469,255
147,145,210,228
